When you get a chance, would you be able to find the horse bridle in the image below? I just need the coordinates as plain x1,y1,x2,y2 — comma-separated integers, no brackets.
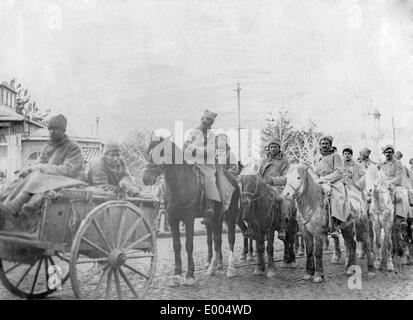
285,176,305,200
145,158,200,210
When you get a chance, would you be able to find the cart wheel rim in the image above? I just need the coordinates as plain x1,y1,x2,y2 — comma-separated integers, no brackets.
69,201,157,300
0,252,70,299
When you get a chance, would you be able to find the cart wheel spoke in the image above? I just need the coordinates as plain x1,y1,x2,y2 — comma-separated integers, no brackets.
124,253,154,259
105,269,113,300
44,259,49,290
119,267,139,299
116,209,128,248
123,263,149,279
120,216,144,248
114,270,123,300
124,233,152,252
16,264,34,289
92,218,113,251
95,265,110,295
5,262,21,274
75,257,108,265
82,237,110,256
55,252,70,263
30,258,42,295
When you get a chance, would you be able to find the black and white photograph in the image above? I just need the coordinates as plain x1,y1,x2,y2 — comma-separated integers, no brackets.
0,0,413,304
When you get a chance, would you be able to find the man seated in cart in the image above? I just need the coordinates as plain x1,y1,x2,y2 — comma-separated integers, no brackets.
0,114,86,230
87,142,141,196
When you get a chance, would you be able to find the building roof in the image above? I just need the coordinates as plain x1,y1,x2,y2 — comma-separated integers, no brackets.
0,104,25,121
0,82,17,93
23,127,102,143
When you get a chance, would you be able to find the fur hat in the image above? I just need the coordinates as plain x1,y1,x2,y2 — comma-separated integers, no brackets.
382,144,394,153
359,147,371,157
47,114,67,131
104,142,121,154
267,137,281,147
342,145,353,155
202,110,217,121
319,135,333,145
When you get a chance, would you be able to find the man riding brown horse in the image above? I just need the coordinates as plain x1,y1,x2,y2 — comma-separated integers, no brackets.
257,137,290,240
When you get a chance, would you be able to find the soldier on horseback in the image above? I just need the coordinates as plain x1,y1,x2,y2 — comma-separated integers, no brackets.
380,145,410,224
258,137,289,240
358,147,377,170
313,135,349,239
183,110,235,218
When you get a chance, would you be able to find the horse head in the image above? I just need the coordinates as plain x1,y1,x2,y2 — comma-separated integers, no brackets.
142,132,178,186
282,165,308,200
365,165,387,196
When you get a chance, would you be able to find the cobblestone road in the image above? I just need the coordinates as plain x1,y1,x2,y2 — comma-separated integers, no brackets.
1,232,413,300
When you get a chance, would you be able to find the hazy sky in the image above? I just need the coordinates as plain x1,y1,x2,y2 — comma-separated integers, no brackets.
1,0,412,148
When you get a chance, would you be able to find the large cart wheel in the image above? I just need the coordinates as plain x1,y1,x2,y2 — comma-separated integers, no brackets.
69,201,157,300
0,253,70,299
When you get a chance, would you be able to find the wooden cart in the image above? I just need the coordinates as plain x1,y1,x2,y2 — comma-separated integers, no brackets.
0,188,159,300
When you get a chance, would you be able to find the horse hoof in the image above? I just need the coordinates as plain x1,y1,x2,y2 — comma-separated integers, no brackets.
239,254,247,261
374,261,381,270
401,256,408,265
247,254,254,261
183,277,196,286
387,262,394,272
297,250,304,256
313,276,323,283
217,263,224,270
266,270,276,279
227,268,238,278
204,261,211,268
281,261,289,268
169,276,181,287
331,254,341,264
253,268,264,276
323,245,329,251
367,271,375,278
303,274,312,281
289,262,297,269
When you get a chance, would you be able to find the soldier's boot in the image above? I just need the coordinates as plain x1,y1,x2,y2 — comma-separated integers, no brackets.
330,217,341,239
2,192,31,216
278,199,288,241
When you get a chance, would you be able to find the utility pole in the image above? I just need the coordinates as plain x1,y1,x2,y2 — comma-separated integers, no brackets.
96,117,100,137
233,82,242,162
392,116,396,149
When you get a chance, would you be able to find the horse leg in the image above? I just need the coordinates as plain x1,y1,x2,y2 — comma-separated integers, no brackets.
323,235,330,251
361,218,375,275
207,210,222,276
168,217,182,287
253,236,265,276
248,238,254,261
204,218,213,268
341,223,357,276
331,236,341,264
355,220,365,259
302,230,314,280
386,220,395,272
288,222,297,268
313,233,324,283
373,220,382,270
183,217,196,286
226,217,238,278
238,219,248,260
266,230,276,279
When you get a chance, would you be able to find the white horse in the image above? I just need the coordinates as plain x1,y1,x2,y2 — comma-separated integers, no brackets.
365,165,395,271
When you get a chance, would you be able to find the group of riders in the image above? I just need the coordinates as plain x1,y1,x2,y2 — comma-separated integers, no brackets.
0,114,141,231
175,110,413,260
0,110,411,263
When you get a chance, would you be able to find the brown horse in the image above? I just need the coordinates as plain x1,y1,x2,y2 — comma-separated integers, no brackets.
142,137,240,286
239,173,297,278
283,165,374,283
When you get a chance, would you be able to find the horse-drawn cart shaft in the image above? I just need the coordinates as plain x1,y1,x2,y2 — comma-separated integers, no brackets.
0,188,159,300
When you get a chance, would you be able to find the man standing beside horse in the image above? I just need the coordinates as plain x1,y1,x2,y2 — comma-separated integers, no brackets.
313,136,349,239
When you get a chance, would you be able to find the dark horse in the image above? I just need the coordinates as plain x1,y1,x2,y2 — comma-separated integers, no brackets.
239,173,298,278
142,137,240,286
